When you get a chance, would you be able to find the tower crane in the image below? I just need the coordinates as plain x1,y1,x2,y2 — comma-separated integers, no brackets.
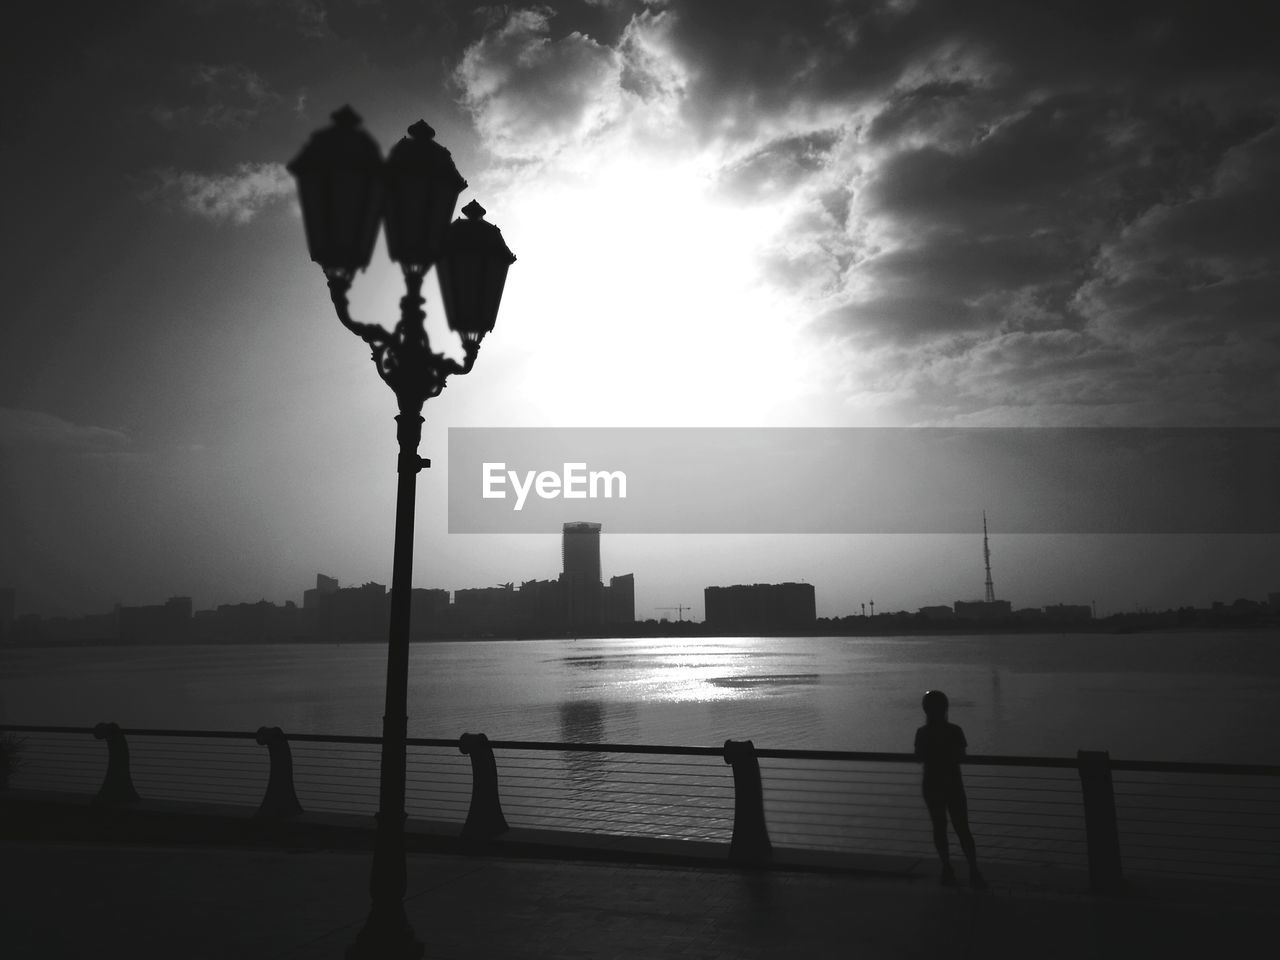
655,604,692,621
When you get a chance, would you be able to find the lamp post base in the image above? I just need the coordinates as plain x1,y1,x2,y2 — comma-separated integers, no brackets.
345,902,424,960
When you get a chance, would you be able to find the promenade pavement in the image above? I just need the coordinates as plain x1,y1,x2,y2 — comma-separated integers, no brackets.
1,838,1272,959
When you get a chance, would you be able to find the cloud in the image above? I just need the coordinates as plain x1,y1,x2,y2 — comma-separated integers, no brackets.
716,130,843,201
655,0,1278,143
663,1,1279,423
1060,123,1280,423
290,0,328,39
454,6,688,161
451,2,1280,425
144,162,294,224
455,8,624,160
1077,125,1280,338
152,62,297,130
191,63,282,127
0,408,131,454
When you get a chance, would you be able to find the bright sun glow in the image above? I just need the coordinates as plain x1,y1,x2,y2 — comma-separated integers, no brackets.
484,143,823,426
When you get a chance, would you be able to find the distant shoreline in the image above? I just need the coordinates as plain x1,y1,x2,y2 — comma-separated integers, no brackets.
5,619,1277,649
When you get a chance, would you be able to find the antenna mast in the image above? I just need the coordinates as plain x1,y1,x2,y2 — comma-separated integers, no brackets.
983,511,995,603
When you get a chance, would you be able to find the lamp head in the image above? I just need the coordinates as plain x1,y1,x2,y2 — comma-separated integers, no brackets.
287,106,384,277
383,120,468,272
438,200,517,344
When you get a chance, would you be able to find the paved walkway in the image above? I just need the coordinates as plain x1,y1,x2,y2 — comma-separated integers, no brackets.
1,840,1271,959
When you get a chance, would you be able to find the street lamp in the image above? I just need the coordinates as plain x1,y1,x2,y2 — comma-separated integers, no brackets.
289,106,515,959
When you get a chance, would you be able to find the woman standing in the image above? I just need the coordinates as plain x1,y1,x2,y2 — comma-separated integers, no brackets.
914,689,986,888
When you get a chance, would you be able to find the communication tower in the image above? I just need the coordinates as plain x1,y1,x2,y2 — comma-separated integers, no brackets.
983,511,995,603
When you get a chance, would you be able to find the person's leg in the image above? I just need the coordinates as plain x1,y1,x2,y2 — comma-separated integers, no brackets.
924,787,954,883
947,788,985,888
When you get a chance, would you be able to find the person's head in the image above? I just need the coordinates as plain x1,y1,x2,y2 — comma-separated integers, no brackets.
922,689,949,723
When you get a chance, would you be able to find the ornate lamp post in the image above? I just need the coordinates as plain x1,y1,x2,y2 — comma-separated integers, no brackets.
289,107,515,959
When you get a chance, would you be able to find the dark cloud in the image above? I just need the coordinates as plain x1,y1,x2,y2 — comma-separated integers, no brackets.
865,80,986,144
660,1,1280,137
655,0,910,137
868,95,1126,228
504,1,1275,422
660,0,1280,423
829,232,1082,344
862,92,1273,240
833,293,976,340
871,235,1077,305
716,130,842,201
1077,124,1280,345
880,330,1169,424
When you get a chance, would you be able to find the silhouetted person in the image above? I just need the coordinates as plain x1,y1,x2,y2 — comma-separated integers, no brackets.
914,690,985,888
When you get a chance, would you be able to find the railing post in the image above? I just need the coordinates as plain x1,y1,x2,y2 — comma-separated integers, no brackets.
255,726,303,819
724,739,771,864
1078,749,1124,893
92,722,139,806
459,732,508,839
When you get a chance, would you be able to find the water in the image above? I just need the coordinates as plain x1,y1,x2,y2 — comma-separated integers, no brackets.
3,632,1278,764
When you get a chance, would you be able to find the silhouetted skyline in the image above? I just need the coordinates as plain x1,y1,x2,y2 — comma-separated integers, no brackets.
3,2,1278,624
6,561,1277,646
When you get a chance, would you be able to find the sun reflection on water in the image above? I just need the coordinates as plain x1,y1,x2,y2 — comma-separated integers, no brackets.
560,639,816,704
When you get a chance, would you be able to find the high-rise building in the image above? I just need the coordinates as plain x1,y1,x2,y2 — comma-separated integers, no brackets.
605,574,635,625
303,574,340,611
562,522,602,582
330,582,389,641
452,584,519,634
518,579,563,629
561,522,603,626
410,588,450,638
210,599,299,642
303,574,343,638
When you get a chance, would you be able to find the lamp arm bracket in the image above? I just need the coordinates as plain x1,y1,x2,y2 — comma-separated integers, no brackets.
320,269,484,410
443,340,481,376
326,272,391,349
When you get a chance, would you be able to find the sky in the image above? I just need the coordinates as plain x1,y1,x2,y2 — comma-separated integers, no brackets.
2,0,1279,621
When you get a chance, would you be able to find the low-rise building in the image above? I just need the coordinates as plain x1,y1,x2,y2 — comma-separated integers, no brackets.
953,599,1013,621
704,582,816,632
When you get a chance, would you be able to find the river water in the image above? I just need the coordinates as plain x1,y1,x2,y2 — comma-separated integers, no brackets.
3,631,1278,764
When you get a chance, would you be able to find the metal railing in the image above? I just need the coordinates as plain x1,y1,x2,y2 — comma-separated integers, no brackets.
3,723,1278,890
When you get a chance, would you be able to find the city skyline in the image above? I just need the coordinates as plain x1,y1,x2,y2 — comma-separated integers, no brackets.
3,2,1278,626
5,520,1277,627
8,565,1278,646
